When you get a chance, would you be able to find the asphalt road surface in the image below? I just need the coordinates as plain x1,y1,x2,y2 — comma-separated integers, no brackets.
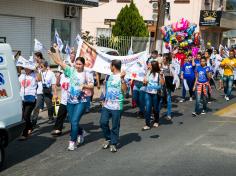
1,88,236,176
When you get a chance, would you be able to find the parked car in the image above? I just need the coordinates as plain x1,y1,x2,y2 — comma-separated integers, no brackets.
95,47,119,85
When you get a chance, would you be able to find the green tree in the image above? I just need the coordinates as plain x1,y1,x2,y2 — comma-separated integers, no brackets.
112,1,149,37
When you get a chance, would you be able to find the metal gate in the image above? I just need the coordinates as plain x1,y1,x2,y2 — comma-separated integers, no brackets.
95,36,155,56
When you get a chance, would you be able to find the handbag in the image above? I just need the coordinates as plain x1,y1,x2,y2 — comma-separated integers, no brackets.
157,74,164,97
165,76,175,92
43,84,52,95
42,72,52,95
24,95,36,103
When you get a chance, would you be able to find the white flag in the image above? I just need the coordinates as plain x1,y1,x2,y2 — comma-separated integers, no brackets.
75,34,82,44
128,46,133,55
55,29,64,52
34,39,44,52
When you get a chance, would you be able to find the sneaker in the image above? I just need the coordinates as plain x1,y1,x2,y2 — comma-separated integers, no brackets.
153,123,159,128
77,134,84,145
189,97,193,102
225,96,229,101
110,145,117,153
142,126,151,131
102,140,110,149
201,110,206,115
192,112,198,117
208,101,212,104
51,130,62,136
179,99,185,103
67,141,76,151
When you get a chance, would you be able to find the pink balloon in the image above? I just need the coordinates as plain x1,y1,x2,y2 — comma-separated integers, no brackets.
192,47,199,57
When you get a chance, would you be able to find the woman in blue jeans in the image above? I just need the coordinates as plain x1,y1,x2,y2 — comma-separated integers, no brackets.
180,54,196,102
49,50,94,151
142,61,164,130
161,54,176,120
192,57,212,116
132,80,146,118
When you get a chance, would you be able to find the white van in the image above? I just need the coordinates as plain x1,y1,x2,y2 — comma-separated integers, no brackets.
0,44,24,168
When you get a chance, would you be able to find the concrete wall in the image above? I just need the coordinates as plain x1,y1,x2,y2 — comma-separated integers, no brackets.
0,0,80,50
81,0,153,36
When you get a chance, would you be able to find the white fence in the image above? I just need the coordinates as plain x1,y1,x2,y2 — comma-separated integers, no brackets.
95,36,155,56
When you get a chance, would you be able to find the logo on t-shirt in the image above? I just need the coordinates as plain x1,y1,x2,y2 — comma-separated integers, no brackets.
61,82,69,90
0,73,5,85
21,79,31,88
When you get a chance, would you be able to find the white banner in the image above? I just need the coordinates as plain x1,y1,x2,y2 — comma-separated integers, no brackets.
76,41,148,81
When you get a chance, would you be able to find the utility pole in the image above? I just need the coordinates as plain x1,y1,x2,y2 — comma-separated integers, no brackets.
149,0,166,53
156,0,166,54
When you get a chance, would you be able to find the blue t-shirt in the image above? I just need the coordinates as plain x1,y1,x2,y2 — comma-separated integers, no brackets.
196,66,210,83
182,62,195,79
195,59,201,68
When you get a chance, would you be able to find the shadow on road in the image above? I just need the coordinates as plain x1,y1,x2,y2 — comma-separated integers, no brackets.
118,133,141,149
3,136,56,171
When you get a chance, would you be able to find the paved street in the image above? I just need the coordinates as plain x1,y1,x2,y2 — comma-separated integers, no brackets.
1,88,236,176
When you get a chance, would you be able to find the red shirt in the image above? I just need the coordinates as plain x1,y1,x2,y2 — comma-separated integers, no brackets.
175,53,186,67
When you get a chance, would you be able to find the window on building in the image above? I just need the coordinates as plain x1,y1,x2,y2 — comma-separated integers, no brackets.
117,0,131,3
174,0,190,3
96,28,112,37
51,19,71,51
226,0,236,11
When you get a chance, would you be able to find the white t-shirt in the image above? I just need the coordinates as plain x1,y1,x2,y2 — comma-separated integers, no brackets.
145,72,161,94
36,68,43,95
19,72,37,100
60,73,70,105
41,70,56,88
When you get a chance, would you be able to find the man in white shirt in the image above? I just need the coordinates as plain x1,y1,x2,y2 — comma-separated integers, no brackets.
32,60,57,125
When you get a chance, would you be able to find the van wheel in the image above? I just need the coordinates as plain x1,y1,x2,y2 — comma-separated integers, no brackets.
0,142,5,170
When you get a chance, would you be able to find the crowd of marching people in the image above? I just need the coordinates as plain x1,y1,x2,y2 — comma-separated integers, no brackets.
16,43,236,152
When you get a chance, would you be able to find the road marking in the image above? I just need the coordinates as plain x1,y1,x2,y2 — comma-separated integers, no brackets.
186,134,205,146
186,123,225,146
214,103,236,118
203,144,236,155
208,120,236,123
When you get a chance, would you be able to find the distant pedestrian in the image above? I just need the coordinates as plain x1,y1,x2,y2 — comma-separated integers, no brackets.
192,57,212,116
220,49,236,101
19,61,38,140
142,61,164,130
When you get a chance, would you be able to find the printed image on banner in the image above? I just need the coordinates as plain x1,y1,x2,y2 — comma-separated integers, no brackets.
79,42,97,68
121,52,148,81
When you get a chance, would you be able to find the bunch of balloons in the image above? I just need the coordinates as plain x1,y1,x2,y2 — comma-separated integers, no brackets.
161,18,200,50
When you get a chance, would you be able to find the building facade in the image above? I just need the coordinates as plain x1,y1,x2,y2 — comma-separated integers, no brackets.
81,0,155,37
0,0,98,58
